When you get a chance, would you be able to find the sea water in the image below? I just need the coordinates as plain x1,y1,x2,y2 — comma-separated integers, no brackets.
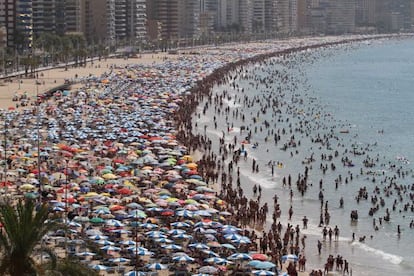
194,38,414,275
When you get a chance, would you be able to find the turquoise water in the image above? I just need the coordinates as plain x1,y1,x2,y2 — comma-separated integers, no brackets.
194,38,414,275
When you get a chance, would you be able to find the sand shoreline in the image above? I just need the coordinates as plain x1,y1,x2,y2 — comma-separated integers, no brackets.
0,34,411,275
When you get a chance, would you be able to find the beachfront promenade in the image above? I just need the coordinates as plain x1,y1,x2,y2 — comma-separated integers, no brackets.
0,34,409,276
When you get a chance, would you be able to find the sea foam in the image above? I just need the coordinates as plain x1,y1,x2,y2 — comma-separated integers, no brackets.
352,242,403,265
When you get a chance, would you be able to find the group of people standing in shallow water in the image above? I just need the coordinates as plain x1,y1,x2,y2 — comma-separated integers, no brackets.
174,39,414,274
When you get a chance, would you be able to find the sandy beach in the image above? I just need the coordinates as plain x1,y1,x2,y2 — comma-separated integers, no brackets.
0,35,406,276
0,52,177,110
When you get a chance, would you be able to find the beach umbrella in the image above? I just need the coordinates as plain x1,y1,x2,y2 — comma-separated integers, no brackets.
124,271,147,276
67,221,82,228
52,206,65,212
168,229,186,235
198,266,218,274
250,253,268,261
222,225,241,232
75,251,96,257
161,244,182,250
204,257,232,265
252,270,275,276
89,264,108,271
118,240,136,246
201,249,220,257
139,222,159,229
89,217,105,224
224,233,244,240
106,219,125,227
109,257,130,263
227,253,252,261
173,233,193,239
176,210,194,218
89,235,109,240
146,231,167,238
20,184,35,190
126,202,143,209
131,249,154,256
231,237,251,245
172,255,195,262
95,240,115,246
220,243,236,250
111,229,131,234
248,261,276,270
25,192,39,199
73,216,90,223
281,254,298,262
146,263,167,270
170,221,191,228
189,243,210,250
155,237,173,243
128,210,147,219
100,245,121,251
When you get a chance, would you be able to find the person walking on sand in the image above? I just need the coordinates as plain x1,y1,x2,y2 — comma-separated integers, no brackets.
317,240,322,255
302,216,308,229
288,206,293,220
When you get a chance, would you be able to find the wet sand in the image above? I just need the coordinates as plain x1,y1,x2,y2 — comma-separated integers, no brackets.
0,35,410,275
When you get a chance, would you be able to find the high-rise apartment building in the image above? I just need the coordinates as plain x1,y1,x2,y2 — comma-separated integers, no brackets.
252,0,265,33
15,0,33,51
115,0,127,42
32,0,57,36
65,0,82,34
84,0,115,45
297,0,311,34
0,0,15,49
239,0,253,34
147,0,179,41
275,0,297,34
327,0,355,34
264,0,278,33
126,0,147,44
178,0,200,39
199,0,217,36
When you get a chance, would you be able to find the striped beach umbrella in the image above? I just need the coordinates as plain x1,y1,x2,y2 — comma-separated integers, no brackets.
146,263,167,270
252,270,275,276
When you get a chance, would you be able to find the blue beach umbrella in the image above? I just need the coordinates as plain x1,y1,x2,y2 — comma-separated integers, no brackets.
76,251,96,257
89,235,109,240
173,233,193,239
124,271,147,276
146,263,168,270
189,243,210,250
155,237,173,243
204,257,232,265
201,249,219,257
252,270,275,276
109,257,130,263
168,229,186,235
161,244,182,250
172,255,195,262
281,254,298,262
89,264,109,271
139,222,159,229
228,252,253,261
248,260,276,269
198,266,219,274
118,240,136,246
95,240,115,245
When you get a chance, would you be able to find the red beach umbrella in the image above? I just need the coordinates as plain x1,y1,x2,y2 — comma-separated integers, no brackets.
251,253,268,261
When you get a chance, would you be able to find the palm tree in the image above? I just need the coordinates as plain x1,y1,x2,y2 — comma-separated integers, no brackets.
0,199,56,275
44,258,97,276
0,199,97,276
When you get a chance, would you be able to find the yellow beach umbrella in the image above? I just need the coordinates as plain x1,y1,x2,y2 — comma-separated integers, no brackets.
20,184,35,190
102,173,117,180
